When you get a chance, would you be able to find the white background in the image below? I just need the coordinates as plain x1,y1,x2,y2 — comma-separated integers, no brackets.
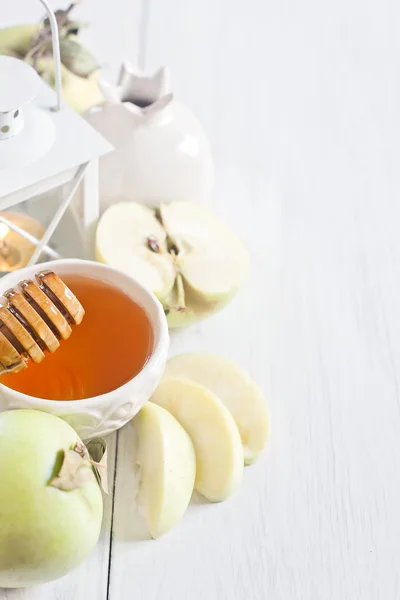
2,1,400,598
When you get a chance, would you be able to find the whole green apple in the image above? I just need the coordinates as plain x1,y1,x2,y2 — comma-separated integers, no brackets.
0,410,103,588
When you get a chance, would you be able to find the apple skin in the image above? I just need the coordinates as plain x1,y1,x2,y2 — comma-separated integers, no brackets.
0,410,103,588
165,293,234,329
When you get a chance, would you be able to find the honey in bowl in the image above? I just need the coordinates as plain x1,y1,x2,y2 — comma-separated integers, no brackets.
1,274,154,400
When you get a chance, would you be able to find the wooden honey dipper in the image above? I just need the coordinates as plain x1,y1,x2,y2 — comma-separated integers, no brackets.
0,271,85,375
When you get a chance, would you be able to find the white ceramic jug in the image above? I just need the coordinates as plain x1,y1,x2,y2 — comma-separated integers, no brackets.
85,62,213,212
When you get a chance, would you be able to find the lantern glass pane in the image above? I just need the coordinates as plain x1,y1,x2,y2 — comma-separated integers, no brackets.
0,173,85,277
24,184,85,259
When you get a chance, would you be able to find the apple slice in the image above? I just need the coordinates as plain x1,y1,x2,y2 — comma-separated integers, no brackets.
96,202,176,301
151,377,243,502
164,353,270,465
134,402,196,538
95,201,249,328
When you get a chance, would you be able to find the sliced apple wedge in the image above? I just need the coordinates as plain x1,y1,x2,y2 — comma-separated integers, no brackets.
134,402,196,538
164,353,270,465
95,201,249,327
151,377,243,502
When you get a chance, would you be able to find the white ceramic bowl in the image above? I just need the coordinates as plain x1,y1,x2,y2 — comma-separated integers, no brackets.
0,259,169,439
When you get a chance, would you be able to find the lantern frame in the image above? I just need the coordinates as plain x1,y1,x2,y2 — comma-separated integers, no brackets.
0,0,113,269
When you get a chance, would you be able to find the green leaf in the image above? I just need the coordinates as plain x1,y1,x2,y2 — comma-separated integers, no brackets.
86,437,108,494
86,437,107,464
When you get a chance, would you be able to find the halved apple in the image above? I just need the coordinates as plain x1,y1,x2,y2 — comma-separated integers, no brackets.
164,353,270,465
151,377,243,502
134,402,196,538
95,201,249,327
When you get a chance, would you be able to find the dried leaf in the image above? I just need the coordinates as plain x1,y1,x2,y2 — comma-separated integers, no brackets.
49,448,93,491
43,5,76,32
74,439,90,460
59,37,99,77
87,437,109,494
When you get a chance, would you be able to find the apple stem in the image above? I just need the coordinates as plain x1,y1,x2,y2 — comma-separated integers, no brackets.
175,274,186,312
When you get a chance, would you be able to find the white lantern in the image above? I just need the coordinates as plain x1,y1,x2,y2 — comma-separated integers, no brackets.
0,0,112,274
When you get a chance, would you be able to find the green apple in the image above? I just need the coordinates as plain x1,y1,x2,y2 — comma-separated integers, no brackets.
151,378,243,502
0,410,103,588
36,56,104,114
134,402,196,538
0,27,103,114
164,353,270,464
0,24,38,56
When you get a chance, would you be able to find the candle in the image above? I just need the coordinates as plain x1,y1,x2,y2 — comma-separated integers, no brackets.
0,212,45,273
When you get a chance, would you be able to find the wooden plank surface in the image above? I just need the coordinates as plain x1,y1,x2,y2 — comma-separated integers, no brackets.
2,0,400,598
110,1,400,599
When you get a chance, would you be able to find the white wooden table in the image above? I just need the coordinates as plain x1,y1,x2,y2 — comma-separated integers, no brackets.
2,0,400,598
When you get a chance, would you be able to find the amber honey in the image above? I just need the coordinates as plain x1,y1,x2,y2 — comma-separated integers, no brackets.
1,275,153,400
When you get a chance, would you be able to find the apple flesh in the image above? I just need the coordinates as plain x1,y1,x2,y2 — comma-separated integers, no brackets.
134,402,196,538
151,377,243,502
159,202,249,304
164,353,270,464
0,410,103,588
96,202,176,301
